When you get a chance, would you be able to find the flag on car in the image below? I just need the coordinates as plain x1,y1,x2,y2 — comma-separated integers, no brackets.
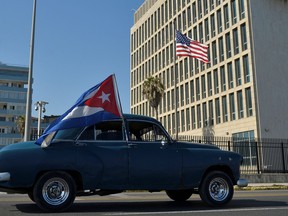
176,30,209,63
35,74,123,146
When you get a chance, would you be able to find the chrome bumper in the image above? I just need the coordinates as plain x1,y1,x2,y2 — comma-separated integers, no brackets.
0,172,10,182
237,179,248,187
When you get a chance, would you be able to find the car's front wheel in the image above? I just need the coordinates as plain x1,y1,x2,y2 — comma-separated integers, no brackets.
33,171,76,212
199,171,234,207
166,189,193,202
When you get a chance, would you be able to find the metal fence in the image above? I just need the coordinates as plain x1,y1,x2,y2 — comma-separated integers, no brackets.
174,135,288,174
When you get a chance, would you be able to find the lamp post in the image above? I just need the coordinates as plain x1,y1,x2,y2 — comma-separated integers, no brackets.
35,101,48,138
24,0,37,141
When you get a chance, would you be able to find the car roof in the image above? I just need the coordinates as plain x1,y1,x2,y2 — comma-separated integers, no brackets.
113,114,160,125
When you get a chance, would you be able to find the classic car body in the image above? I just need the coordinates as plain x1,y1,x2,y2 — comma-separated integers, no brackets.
0,114,247,212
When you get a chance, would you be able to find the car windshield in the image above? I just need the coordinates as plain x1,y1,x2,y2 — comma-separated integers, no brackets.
53,127,83,140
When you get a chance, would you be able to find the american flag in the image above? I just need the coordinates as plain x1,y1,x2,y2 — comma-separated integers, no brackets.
176,30,209,63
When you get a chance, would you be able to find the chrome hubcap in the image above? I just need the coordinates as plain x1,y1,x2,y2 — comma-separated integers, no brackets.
209,177,229,201
42,177,69,206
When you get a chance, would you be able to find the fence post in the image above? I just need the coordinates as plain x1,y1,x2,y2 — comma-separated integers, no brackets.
255,141,260,174
227,140,231,151
281,142,286,173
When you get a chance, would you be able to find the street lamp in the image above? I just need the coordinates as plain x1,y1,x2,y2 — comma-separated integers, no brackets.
24,0,37,141
35,101,48,138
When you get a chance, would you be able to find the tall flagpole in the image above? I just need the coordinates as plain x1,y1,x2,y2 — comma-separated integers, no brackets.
24,0,37,141
173,21,179,140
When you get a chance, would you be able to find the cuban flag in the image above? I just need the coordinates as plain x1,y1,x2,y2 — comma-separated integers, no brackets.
35,74,123,146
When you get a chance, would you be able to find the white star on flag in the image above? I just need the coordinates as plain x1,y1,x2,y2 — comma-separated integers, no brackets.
98,91,111,103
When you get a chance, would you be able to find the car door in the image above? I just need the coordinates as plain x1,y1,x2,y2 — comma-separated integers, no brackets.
127,120,182,190
75,120,129,190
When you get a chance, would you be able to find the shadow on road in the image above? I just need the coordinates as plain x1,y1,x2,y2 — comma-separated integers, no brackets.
15,199,288,214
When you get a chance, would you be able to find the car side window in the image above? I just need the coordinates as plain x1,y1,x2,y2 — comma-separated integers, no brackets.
78,121,124,141
128,121,167,142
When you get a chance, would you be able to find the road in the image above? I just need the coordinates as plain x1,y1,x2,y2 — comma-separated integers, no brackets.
0,190,287,216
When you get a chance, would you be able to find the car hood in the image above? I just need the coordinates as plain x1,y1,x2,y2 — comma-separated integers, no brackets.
0,141,40,153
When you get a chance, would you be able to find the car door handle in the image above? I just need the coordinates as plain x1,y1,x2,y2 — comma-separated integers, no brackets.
128,143,138,148
75,142,87,147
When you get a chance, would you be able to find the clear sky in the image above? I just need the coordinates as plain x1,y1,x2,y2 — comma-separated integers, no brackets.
0,0,144,117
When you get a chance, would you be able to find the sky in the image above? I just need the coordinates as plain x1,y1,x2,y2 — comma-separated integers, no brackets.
0,0,144,117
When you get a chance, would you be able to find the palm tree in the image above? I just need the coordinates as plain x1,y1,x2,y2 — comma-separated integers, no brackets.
15,116,25,139
142,76,164,120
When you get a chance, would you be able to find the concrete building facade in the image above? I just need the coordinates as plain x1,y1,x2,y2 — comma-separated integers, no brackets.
0,63,28,146
130,0,288,140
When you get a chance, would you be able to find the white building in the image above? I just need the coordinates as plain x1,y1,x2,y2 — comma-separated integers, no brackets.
130,0,288,140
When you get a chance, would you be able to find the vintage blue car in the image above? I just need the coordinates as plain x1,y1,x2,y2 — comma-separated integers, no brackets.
0,114,247,212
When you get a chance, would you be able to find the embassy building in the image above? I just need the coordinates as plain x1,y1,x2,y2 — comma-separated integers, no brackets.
130,0,288,140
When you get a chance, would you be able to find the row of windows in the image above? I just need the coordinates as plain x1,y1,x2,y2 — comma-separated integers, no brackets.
131,23,248,84
131,54,250,106
0,91,26,100
132,0,246,50
132,87,253,134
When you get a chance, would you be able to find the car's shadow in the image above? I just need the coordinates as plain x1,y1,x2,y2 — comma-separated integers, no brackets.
15,199,288,214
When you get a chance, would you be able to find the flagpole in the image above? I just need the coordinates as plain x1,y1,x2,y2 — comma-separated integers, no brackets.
173,21,179,141
112,74,128,141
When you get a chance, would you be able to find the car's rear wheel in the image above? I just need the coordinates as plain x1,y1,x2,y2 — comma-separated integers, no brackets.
33,171,76,212
199,171,234,206
166,189,193,202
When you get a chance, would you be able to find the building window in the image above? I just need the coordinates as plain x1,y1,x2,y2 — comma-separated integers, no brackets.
241,23,248,51
201,75,206,99
219,37,224,62
224,4,230,29
228,62,234,89
204,0,209,15
235,58,241,86
203,102,208,126
181,110,185,132
231,0,237,24
192,106,196,129
243,55,250,83
185,82,189,104
210,0,215,10
212,41,217,65
197,104,202,128
199,22,204,43
220,66,226,91
217,9,223,33
190,80,195,102
205,18,209,41
207,72,213,96
186,108,191,130
208,100,214,125
211,14,216,37
238,0,245,19
222,96,228,122
233,28,239,54
198,0,203,19
229,93,236,120
213,69,219,94
232,131,256,167
237,90,244,119
196,78,200,101
226,32,232,58
192,2,197,22
215,98,221,124
245,87,253,117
